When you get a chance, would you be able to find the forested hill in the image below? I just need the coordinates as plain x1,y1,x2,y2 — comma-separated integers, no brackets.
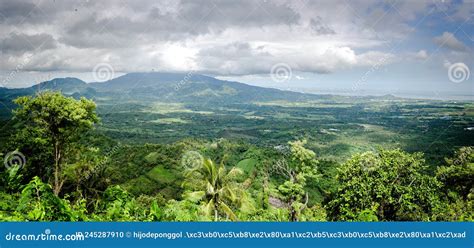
0,72,327,104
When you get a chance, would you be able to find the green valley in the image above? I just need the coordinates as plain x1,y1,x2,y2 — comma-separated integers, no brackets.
0,73,472,221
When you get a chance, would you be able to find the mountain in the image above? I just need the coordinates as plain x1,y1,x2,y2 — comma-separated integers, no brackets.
1,77,88,96
90,72,220,90
0,72,323,116
28,77,88,93
89,72,318,103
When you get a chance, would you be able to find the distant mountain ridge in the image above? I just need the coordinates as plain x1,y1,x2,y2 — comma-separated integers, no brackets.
89,72,221,90
30,77,87,93
0,72,321,104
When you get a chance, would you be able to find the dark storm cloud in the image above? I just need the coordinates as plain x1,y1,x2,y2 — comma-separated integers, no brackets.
0,0,44,24
177,0,300,29
309,17,336,35
58,0,300,48
0,32,57,54
0,0,304,74
0,0,472,83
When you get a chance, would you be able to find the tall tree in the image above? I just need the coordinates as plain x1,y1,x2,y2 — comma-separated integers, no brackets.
13,92,99,195
273,140,319,221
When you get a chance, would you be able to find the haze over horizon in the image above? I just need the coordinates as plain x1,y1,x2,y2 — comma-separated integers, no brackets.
0,0,473,99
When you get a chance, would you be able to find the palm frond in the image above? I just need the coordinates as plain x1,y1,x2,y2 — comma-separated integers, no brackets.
202,198,215,217
183,191,206,203
219,202,238,221
221,186,237,202
206,181,215,195
227,167,243,179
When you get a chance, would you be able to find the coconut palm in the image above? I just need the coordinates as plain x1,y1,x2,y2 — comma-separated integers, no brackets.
182,158,246,221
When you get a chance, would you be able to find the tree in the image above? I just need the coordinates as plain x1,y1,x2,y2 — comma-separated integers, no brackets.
13,92,99,195
437,146,474,200
62,145,109,201
273,140,319,221
182,158,247,221
434,147,473,220
327,149,441,221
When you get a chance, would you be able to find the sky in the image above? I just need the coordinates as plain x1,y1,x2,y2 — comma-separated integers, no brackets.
0,0,473,99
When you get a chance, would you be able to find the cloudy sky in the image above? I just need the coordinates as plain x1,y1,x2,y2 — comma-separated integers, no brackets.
0,0,473,98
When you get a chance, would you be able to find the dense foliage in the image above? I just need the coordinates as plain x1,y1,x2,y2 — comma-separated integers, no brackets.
0,92,472,221
326,149,441,221
12,92,98,195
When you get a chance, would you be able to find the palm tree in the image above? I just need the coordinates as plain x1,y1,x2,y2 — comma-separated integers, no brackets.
182,158,246,221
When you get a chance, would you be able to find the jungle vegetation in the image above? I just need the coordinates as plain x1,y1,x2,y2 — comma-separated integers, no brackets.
0,91,472,221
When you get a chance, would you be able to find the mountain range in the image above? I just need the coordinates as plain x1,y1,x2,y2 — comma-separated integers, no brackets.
0,72,323,105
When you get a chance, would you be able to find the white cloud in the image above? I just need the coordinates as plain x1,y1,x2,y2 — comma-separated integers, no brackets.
415,50,428,60
433,32,468,52
0,0,472,88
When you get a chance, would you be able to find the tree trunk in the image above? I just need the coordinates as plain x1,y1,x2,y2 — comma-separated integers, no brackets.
288,172,299,222
214,195,219,221
290,211,297,221
289,197,298,222
53,140,62,196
